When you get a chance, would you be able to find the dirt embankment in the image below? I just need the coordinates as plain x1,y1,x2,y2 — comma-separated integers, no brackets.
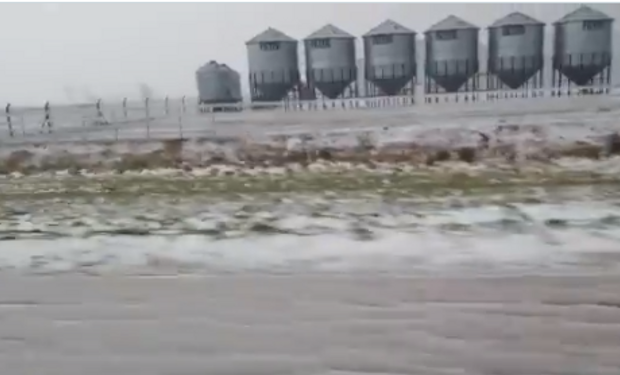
0,126,619,175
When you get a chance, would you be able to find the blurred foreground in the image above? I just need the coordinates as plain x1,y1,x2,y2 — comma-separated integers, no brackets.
2,95,620,374
2,274,620,374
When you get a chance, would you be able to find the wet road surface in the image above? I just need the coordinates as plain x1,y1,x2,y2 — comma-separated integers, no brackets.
1,274,620,374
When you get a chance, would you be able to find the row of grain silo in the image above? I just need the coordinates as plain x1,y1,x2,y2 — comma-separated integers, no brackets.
243,5,614,103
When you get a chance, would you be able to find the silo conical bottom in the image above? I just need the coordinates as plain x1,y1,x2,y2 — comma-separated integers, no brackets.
495,67,541,89
370,77,413,96
559,64,609,86
314,80,354,99
429,74,474,93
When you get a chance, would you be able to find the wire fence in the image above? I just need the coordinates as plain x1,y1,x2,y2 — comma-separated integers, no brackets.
0,97,198,145
1,85,618,147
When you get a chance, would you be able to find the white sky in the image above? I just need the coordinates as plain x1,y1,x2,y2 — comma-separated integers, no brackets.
0,2,618,105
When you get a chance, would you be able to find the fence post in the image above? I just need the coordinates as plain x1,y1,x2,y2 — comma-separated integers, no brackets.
43,101,52,134
178,114,183,139
145,97,150,139
122,97,128,119
81,119,87,142
181,96,186,114
5,103,13,138
96,98,107,125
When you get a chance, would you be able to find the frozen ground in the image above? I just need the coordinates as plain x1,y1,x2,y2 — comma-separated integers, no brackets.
2,185,620,374
1,95,620,175
1,184,620,275
2,96,620,374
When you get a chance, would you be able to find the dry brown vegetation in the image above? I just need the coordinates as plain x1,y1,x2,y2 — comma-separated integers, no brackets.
555,143,603,160
0,131,619,176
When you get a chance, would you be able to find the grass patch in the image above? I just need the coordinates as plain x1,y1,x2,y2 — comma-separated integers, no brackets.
1,168,619,201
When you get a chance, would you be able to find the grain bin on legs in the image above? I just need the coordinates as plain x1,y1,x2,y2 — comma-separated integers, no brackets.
424,15,479,94
488,12,545,91
553,5,614,92
195,61,242,111
246,27,300,102
362,19,416,97
304,24,357,99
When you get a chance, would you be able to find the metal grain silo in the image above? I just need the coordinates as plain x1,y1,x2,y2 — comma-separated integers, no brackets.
425,15,479,93
195,61,242,104
304,24,357,99
220,64,242,102
246,27,300,102
553,5,614,86
488,12,544,89
363,19,416,96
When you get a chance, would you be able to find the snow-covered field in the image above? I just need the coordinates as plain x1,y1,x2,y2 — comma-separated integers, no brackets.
1,94,620,275
1,182,620,276
2,181,620,373
1,94,619,176
2,96,620,374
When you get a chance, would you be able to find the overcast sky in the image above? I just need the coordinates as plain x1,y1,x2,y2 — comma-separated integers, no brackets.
0,2,618,105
